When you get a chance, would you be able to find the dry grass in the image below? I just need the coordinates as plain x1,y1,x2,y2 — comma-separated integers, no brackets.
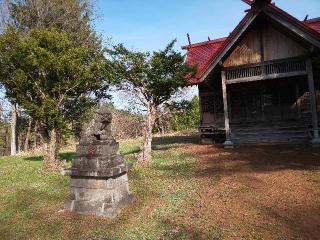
176,144,320,240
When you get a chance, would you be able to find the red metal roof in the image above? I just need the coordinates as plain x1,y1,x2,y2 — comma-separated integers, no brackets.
305,17,320,33
181,37,226,84
183,8,320,85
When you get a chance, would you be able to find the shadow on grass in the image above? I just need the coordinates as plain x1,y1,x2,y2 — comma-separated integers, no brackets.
23,152,75,162
121,148,140,156
152,135,199,150
59,152,76,162
23,156,43,162
194,144,320,176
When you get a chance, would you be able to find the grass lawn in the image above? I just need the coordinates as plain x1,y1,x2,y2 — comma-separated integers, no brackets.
0,135,320,240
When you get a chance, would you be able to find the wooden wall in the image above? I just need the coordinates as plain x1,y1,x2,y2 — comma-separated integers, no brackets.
223,23,308,67
199,83,224,127
223,30,262,67
263,26,307,61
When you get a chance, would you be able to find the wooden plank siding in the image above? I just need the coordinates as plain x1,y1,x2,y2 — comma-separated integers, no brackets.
223,24,308,68
263,25,308,61
223,30,262,67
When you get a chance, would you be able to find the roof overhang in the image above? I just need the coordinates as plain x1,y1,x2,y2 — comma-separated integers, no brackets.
265,6,320,49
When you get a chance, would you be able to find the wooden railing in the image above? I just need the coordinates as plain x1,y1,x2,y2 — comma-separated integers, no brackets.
224,57,307,84
226,65,262,80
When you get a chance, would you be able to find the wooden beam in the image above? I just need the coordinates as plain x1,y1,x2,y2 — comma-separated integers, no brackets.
241,0,252,5
221,71,234,148
306,59,320,145
225,71,307,85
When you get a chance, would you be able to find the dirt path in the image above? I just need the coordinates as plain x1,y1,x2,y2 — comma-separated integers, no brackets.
178,144,320,240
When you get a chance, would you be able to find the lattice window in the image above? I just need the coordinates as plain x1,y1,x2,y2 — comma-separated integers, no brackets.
265,60,306,75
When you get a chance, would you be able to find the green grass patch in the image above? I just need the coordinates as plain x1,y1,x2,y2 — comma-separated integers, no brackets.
0,135,205,240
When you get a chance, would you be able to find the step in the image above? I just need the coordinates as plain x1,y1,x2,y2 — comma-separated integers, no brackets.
232,136,310,144
232,127,307,133
232,133,309,139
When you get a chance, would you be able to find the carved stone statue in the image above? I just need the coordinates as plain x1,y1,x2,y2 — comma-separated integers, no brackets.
80,107,113,143
65,107,133,217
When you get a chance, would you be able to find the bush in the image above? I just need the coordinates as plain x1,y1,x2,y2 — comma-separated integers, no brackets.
154,96,200,133
111,110,144,140
170,96,200,131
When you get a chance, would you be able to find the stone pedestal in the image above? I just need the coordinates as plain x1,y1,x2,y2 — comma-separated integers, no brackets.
223,139,234,149
65,140,133,217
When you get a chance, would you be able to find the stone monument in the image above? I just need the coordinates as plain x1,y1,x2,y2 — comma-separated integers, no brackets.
65,107,133,217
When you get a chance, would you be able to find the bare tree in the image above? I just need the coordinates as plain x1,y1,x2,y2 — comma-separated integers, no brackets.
0,0,10,33
10,99,17,155
24,117,32,151
8,0,98,46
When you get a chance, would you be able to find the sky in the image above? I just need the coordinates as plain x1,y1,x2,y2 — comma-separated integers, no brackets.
95,0,320,52
94,0,320,109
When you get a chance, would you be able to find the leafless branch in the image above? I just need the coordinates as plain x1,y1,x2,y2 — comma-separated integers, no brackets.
0,0,10,33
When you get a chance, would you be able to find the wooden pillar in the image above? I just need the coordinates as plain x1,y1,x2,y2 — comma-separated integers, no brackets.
221,70,234,148
306,59,320,145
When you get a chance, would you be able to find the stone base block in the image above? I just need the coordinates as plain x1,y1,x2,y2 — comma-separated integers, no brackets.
223,140,234,149
65,173,133,217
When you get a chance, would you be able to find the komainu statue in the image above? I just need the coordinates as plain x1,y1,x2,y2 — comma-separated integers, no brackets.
80,107,113,143
65,107,133,217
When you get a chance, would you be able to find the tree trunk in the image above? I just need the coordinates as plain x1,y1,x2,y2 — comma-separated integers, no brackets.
24,118,32,151
139,102,156,163
33,120,38,149
10,101,18,156
43,128,60,168
158,116,165,135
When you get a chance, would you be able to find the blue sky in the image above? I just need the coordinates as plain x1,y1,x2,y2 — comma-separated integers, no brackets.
95,0,320,52
94,0,320,109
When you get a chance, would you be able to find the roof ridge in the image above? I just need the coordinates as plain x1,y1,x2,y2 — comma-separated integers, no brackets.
304,17,320,23
268,4,320,37
183,17,319,51
196,11,254,78
181,37,227,49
